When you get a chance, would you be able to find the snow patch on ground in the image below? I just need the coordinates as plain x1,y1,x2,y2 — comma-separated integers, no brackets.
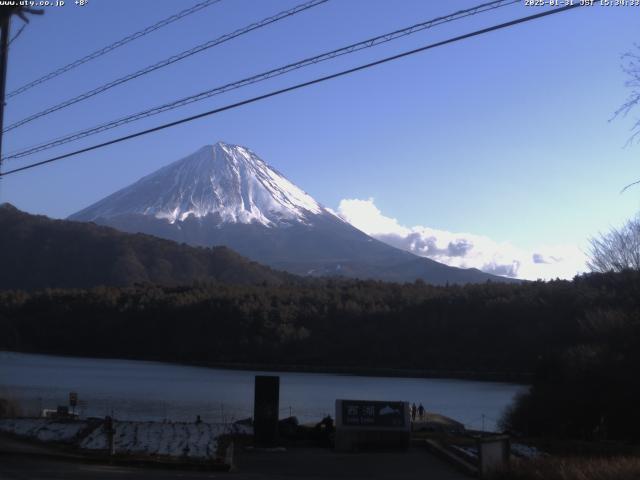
0,418,86,443
80,421,231,458
450,442,544,461
511,443,544,458
451,444,479,460
0,418,252,459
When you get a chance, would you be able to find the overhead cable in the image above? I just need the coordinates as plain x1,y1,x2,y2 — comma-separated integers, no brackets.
0,3,583,178
6,0,224,99
4,0,518,160
3,0,329,133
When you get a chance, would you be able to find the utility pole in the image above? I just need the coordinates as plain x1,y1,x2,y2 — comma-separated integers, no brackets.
0,6,43,178
0,10,11,173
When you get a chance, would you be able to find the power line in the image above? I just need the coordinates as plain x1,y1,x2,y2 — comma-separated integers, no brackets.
0,3,583,178
0,6,44,189
3,0,329,133
6,0,224,99
8,23,26,46
4,0,519,161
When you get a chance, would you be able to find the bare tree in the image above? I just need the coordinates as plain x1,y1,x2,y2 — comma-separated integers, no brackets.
615,45,640,192
588,215,640,272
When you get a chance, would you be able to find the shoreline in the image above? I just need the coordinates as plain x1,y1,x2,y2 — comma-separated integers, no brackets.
0,349,532,384
183,360,532,384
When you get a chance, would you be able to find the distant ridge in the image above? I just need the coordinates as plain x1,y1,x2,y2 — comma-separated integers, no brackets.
0,203,290,290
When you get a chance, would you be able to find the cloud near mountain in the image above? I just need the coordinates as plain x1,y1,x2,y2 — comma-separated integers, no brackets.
336,198,586,280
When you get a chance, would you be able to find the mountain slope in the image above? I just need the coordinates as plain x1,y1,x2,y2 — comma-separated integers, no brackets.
0,204,290,290
70,142,516,285
71,143,323,227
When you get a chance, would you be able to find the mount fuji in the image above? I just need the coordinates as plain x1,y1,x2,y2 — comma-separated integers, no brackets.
69,142,512,284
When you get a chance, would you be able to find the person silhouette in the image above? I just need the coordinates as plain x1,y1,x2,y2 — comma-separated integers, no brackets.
411,403,417,422
418,403,425,421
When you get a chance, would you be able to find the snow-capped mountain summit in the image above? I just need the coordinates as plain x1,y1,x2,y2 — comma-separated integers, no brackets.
70,143,515,285
72,142,325,227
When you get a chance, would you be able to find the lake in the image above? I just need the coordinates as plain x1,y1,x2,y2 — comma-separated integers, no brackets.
0,351,526,431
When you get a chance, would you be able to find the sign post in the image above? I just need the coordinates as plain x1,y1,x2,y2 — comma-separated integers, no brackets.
253,376,280,446
105,416,115,455
69,392,78,416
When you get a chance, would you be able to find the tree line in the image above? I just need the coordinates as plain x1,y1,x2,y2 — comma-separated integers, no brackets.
1,271,639,440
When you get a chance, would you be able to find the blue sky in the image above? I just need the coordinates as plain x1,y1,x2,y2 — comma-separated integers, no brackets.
1,0,639,279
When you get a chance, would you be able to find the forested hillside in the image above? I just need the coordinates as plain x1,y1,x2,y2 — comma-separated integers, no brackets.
4,200,640,441
1,271,638,379
0,203,290,289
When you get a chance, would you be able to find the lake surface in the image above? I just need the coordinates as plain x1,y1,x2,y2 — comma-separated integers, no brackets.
0,351,526,431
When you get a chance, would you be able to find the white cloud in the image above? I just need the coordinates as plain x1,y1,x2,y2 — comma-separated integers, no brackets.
337,198,586,281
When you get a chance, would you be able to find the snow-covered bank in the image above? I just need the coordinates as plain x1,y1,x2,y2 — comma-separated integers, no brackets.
0,418,252,459
0,418,87,443
81,420,251,457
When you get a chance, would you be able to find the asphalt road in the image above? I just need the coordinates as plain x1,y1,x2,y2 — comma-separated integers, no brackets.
235,447,469,480
0,455,221,479
0,432,468,480
0,448,468,480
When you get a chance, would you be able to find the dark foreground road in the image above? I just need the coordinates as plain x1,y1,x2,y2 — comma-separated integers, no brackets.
0,454,221,479
0,433,467,480
235,447,468,479
0,448,468,480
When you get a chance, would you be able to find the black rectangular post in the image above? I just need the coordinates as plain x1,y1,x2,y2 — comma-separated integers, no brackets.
253,375,279,445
